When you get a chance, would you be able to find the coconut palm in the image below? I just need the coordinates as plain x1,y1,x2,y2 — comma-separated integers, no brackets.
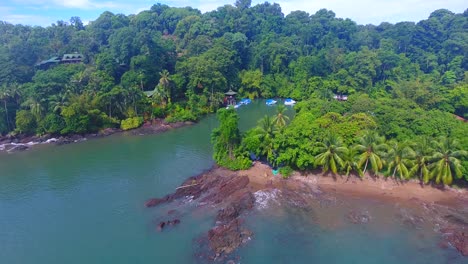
354,131,387,175
315,133,348,174
256,115,278,162
158,70,171,103
49,91,70,113
343,147,363,178
429,136,467,185
409,137,432,184
385,140,414,180
274,104,289,127
0,85,12,131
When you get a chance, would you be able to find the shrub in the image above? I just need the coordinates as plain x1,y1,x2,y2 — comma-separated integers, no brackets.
15,110,37,134
120,117,144,130
279,166,294,179
217,156,252,171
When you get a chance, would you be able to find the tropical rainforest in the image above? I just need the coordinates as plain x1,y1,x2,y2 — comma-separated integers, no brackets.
0,1,467,184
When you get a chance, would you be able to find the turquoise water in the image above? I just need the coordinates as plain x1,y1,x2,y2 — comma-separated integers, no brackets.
0,100,465,263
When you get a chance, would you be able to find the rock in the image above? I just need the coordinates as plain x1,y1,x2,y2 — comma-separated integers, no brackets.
347,210,371,224
167,219,180,226
444,214,468,227
208,218,252,255
7,144,29,152
167,209,178,215
216,191,255,222
145,198,167,207
157,221,166,232
441,227,468,256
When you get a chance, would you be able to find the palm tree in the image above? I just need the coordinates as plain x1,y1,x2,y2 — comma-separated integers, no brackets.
429,136,467,185
409,137,432,184
274,104,289,127
158,70,171,103
49,91,70,114
256,115,278,162
315,133,348,174
343,148,363,179
0,85,11,131
25,97,45,121
354,131,387,176
385,140,414,180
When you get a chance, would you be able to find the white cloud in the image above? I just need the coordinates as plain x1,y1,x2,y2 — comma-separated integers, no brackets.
268,0,467,24
1,14,55,25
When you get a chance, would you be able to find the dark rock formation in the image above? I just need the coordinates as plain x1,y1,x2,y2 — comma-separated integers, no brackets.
157,221,166,232
208,218,252,255
441,227,468,256
145,198,167,208
145,168,256,260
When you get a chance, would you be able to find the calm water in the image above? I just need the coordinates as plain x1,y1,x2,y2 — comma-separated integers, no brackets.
0,100,465,263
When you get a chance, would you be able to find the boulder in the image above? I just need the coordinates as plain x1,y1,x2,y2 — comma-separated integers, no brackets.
157,221,166,232
441,227,468,256
208,218,252,255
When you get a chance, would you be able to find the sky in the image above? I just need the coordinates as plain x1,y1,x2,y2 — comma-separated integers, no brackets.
0,0,466,26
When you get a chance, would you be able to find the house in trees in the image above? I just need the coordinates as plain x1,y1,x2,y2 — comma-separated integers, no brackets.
60,53,84,64
35,53,84,69
333,94,348,101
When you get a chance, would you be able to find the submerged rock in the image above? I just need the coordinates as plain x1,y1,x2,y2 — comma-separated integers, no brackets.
441,227,468,256
145,198,167,207
347,210,371,224
208,218,252,255
146,168,256,260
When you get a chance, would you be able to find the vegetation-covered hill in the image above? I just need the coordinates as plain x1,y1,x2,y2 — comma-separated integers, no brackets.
0,1,466,136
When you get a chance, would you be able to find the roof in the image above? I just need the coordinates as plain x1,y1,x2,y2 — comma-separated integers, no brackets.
36,56,61,66
225,89,237,96
62,53,84,60
144,90,156,97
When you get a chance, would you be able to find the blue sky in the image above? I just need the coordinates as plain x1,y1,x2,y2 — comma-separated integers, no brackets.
0,0,466,26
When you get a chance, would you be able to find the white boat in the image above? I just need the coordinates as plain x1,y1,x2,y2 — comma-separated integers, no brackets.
284,98,296,106
266,99,277,106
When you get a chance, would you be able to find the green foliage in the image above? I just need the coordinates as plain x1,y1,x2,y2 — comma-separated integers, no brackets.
211,108,251,170
120,117,144,130
165,104,197,123
39,113,65,134
0,4,466,186
279,166,293,179
15,110,36,134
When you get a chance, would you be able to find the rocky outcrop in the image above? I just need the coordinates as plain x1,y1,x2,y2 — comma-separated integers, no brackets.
208,218,252,255
441,227,468,256
145,168,255,261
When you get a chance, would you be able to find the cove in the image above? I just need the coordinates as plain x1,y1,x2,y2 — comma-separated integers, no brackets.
0,100,465,263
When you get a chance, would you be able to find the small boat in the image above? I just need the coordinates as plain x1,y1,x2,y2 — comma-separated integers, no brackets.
239,98,252,105
266,99,277,106
284,98,296,106
226,104,241,109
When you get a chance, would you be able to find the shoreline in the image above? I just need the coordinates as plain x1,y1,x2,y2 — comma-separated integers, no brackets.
0,119,195,153
238,162,467,205
146,163,468,260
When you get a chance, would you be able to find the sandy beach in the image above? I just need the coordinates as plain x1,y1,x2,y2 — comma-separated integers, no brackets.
236,162,468,205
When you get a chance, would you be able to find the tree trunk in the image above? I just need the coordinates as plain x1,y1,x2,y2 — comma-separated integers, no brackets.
363,158,369,175
4,100,10,131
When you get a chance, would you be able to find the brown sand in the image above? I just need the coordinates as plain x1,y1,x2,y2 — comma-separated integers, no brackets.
236,162,467,204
